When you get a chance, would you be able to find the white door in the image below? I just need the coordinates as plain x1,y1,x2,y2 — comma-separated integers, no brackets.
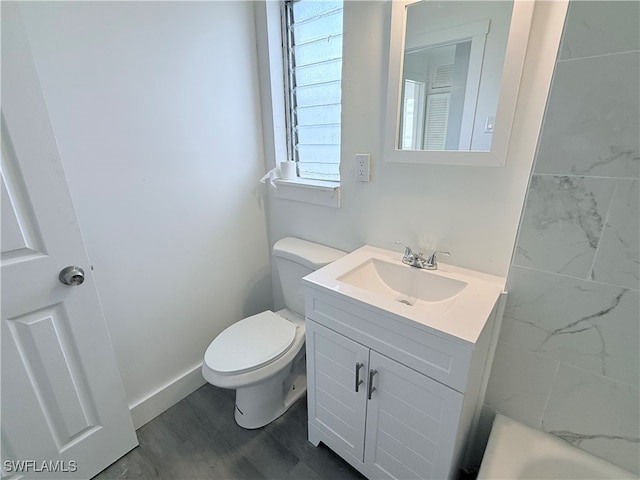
1,4,138,479
364,351,463,480
306,320,369,464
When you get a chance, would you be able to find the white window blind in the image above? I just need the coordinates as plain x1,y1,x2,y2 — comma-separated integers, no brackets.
431,64,454,89
424,93,451,150
424,62,453,150
285,0,343,181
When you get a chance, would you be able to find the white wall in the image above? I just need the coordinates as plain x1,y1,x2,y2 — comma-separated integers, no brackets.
19,1,272,426
265,1,566,280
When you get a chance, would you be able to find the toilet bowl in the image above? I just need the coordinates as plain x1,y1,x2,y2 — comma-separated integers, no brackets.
202,237,345,429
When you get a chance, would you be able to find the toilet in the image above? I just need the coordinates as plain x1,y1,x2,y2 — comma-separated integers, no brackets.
202,237,345,429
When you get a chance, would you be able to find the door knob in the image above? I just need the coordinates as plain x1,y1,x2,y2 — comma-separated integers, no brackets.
59,266,85,286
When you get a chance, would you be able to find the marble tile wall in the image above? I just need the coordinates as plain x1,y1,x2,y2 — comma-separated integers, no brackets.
484,1,640,474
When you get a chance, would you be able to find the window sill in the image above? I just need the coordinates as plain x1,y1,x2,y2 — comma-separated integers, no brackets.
273,178,340,208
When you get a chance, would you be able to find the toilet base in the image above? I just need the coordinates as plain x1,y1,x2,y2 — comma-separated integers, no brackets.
234,369,306,429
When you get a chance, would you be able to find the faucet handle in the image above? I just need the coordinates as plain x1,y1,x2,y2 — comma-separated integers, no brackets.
395,241,413,256
427,251,450,266
396,241,416,267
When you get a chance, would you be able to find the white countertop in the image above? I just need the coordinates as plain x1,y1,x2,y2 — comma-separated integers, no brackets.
303,245,506,346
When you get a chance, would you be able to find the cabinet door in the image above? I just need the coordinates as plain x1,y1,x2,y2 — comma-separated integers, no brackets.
306,320,369,463
364,351,464,480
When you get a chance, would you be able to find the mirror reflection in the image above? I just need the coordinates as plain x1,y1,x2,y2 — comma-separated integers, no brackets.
398,1,513,152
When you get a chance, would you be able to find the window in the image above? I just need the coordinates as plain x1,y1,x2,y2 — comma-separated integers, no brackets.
283,0,343,182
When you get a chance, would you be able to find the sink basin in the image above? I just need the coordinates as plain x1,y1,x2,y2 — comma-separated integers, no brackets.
303,245,506,345
337,258,467,306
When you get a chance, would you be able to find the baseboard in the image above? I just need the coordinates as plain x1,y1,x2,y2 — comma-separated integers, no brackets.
129,362,206,429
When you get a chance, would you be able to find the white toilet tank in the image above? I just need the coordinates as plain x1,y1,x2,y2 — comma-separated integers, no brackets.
273,237,345,316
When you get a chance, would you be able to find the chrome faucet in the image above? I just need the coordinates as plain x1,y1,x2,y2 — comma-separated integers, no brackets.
396,242,450,270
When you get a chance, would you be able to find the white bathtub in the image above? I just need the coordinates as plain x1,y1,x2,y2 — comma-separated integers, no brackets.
478,414,638,480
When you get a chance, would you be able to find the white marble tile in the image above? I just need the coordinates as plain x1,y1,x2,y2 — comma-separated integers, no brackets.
591,179,640,290
485,341,558,429
514,175,617,277
534,52,640,178
559,1,640,60
501,266,640,387
543,365,640,475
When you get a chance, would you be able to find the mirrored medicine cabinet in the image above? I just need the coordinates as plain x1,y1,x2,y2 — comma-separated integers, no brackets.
384,0,535,166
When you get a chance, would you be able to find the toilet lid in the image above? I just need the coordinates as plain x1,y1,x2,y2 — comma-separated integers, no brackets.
204,311,297,375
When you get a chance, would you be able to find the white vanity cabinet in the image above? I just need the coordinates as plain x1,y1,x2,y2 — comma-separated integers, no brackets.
304,283,503,480
307,320,464,479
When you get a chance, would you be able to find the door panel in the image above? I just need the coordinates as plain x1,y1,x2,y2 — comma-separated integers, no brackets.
1,4,137,479
1,113,45,262
8,305,99,446
306,321,369,462
365,351,463,480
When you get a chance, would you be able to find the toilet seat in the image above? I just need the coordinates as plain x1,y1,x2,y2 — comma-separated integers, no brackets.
204,311,297,375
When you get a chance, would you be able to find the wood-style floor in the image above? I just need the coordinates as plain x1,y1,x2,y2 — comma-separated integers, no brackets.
93,384,366,480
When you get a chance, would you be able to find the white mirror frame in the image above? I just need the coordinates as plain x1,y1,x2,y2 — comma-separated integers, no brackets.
384,0,535,167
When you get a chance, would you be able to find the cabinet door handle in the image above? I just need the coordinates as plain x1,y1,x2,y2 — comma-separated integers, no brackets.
368,369,378,400
355,362,364,392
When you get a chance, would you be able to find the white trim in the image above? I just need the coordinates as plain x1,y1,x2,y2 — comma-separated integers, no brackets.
129,363,206,429
405,18,490,52
274,178,341,208
255,1,289,170
462,28,489,149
